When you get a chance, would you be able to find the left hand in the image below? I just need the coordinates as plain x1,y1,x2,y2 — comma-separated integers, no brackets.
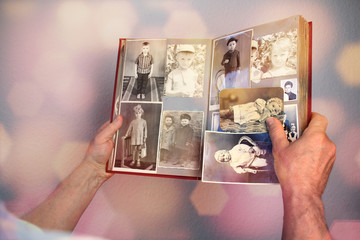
84,115,123,179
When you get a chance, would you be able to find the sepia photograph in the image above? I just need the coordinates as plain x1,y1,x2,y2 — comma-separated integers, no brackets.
158,111,204,170
219,87,284,133
121,39,167,102
281,78,297,101
202,131,278,184
114,102,162,173
251,29,297,81
163,44,206,98
209,30,252,110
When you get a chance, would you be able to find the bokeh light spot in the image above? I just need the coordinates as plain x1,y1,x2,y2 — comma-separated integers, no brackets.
163,10,207,37
312,98,345,137
336,41,360,86
103,176,185,238
75,189,135,240
6,82,44,117
3,117,69,215
190,182,228,215
57,1,91,30
211,186,282,238
95,2,138,49
337,124,360,186
32,50,96,114
55,1,93,49
330,220,360,240
0,1,36,19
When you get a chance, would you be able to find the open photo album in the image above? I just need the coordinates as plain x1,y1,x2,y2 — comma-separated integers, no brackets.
107,15,312,184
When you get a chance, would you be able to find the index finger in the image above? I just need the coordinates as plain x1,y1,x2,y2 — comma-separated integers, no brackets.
306,112,328,133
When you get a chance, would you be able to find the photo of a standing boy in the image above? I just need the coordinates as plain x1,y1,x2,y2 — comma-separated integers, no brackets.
135,42,154,99
221,37,240,89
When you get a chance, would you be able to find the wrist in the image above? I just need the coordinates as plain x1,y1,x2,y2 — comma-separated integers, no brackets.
282,191,330,240
280,181,323,204
82,157,113,183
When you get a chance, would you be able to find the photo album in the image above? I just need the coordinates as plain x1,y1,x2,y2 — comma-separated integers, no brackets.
107,15,312,184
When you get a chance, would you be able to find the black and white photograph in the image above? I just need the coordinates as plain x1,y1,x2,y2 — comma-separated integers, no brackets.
219,87,284,133
158,111,204,170
209,30,252,110
121,39,167,102
251,29,297,80
281,78,297,101
284,104,299,142
163,43,206,98
114,102,162,173
202,131,278,184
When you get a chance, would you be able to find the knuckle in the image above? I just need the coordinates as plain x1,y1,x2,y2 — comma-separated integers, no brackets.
328,141,336,158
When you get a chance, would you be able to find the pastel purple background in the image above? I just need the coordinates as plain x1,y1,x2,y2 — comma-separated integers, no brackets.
1,1,359,239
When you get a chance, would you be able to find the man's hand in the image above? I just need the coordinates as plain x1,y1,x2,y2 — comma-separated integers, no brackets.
84,115,123,180
267,113,336,240
22,115,123,231
267,113,336,198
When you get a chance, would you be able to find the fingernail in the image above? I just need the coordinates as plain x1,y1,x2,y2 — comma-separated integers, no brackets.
115,115,122,123
266,117,274,126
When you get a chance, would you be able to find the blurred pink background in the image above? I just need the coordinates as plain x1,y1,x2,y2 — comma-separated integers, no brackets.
1,0,359,239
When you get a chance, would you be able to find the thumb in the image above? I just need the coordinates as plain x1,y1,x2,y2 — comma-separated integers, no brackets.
267,117,289,153
97,115,123,141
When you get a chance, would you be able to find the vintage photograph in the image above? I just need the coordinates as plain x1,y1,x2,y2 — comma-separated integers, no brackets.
281,78,297,101
209,30,252,110
219,87,284,133
114,102,162,173
250,29,297,81
163,44,206,98
202,131,278,184
121,39,167,102
158,111,204,170
284,104,299,142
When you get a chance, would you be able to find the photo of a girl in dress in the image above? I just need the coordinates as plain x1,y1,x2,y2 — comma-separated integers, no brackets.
114,102,161,172
122,104,147,167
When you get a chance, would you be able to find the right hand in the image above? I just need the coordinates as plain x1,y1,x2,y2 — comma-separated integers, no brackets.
267,113,336,199
84,115,123,180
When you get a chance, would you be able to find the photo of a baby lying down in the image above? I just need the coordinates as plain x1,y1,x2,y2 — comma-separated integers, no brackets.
219,88,284,133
